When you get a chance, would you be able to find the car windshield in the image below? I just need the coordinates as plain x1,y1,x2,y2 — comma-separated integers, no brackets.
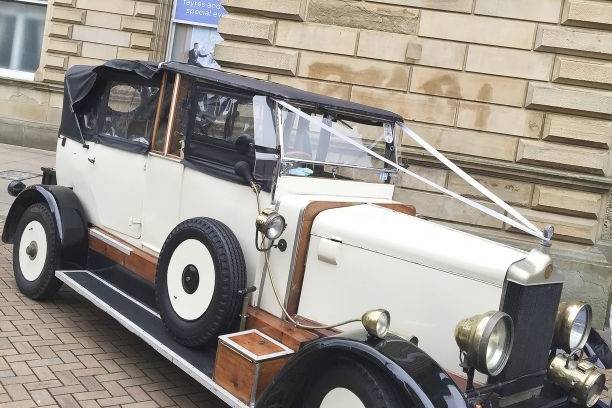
278,107,397,172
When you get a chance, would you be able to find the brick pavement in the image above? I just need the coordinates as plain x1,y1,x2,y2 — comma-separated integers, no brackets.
0,225,224,408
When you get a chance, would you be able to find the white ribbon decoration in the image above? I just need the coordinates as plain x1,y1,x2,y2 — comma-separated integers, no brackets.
276,100,545,241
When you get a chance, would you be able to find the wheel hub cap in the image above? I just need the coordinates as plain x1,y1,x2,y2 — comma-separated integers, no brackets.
320,388,365,408
18,220,47,282
181,264,200,295
25,241,38,260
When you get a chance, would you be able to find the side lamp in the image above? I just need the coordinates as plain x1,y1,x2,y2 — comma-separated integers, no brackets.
362,309,390,339
549,354,605,407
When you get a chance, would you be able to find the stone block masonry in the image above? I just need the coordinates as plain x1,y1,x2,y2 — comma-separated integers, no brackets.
39,0,162,84
0,0,169,150
216,0,612,327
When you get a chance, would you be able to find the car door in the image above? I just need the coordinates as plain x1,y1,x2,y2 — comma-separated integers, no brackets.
85,80,160,239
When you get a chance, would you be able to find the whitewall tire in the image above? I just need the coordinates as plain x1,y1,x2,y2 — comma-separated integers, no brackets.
13,203,63,299
155,217,246,348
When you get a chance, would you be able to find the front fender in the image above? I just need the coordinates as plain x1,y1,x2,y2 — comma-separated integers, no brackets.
2,185,88,267
256,330,468,408
586,329,612,369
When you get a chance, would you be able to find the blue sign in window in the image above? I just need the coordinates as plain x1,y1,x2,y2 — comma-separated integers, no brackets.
174,0,227,27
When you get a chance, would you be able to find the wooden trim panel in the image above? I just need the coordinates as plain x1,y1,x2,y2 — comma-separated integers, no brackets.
88,229,157,284
245,306,318,351
164,73,181,155
150,71,167,153
285,201,416,316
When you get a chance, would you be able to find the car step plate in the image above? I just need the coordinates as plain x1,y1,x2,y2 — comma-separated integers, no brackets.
55,270,248,408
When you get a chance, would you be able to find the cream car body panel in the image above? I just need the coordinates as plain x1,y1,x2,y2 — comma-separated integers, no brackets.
273,175,394,202
257,185,404,317
178,165,271,286
57,138,269,285
141,154,185,253
56,138,147,239
296,204,527,374
55,137,101,227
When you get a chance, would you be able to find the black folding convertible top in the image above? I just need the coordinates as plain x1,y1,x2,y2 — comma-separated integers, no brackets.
162,61,403,122
62,59,403,123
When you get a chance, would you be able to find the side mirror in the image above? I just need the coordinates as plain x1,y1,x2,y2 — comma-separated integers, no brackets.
7,180,26,197
234,161,253,186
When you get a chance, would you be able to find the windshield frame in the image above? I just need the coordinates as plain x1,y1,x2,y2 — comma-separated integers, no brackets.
274,101,399,174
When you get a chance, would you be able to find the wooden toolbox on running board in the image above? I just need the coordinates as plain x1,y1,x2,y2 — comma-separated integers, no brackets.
213,329,294,405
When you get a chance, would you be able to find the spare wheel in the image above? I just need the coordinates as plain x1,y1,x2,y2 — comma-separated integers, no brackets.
155,217,246,347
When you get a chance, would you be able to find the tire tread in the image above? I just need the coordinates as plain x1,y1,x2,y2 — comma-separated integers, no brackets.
13,203,63,300
155,217,246,347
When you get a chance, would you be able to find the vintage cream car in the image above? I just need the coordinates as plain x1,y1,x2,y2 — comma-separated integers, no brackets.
2,60,610,408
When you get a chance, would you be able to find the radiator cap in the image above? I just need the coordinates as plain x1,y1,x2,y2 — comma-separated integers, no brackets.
506,248,563,286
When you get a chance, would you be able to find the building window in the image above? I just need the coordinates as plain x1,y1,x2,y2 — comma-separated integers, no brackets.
168,0,225,68
0,0,46,81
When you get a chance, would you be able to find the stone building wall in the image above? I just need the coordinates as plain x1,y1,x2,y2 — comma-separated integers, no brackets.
0,0,170,149
215,0,612,327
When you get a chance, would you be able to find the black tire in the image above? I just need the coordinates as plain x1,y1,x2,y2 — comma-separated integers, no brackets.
13,203,63,300
155,217,246,348
301,357,405,408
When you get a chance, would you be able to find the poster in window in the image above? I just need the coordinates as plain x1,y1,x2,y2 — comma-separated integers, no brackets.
174,0,226,27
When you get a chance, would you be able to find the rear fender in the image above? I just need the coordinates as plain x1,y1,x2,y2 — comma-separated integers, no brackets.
2,185,88,267
256,330,468,408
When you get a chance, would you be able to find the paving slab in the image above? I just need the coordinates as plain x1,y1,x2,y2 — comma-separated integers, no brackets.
0,231,226,407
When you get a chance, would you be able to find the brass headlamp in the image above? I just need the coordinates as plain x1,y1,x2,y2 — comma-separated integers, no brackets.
553,301,592,352
548,354,605,407
256,208,286,240
455,311,514,376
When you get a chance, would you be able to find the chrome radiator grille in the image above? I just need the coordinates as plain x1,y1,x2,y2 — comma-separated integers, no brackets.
490,281,563,390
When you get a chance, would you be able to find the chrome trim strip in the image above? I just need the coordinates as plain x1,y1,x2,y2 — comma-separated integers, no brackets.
89,228,132,255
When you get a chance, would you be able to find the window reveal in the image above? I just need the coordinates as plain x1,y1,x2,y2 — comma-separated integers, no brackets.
185,89,255,169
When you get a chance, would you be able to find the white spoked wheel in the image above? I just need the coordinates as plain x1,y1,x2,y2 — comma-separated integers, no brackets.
320,388,366,408
166,239,215,321
18,220,48,282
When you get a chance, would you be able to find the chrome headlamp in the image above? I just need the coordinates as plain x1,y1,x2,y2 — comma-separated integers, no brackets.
256,208,286,240
553,301,592,352
455,311,514,376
